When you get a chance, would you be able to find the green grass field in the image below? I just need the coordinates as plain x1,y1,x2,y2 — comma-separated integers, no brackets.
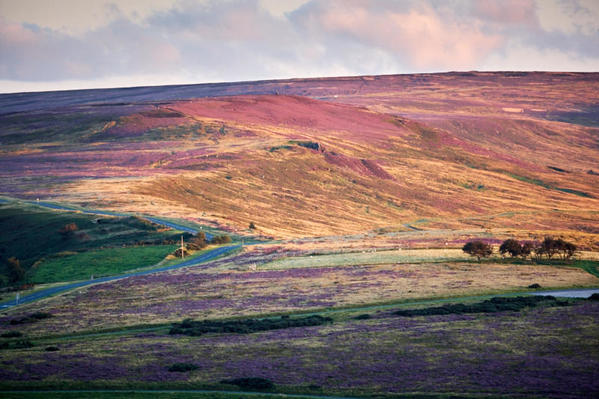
263,248,470,270
0,201,181,286
31,245,177,283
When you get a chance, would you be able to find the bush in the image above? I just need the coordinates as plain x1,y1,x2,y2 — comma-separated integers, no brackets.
211,235,232,244
58,223,79,239
172,248,190,258
10,312,52,325
462,240,493,261
528,283,542,289
30,312,52,320
394,296,568,317
354,314,371,320
187,232,207,250
170,315,332,336
293,141,320,151
1,331,22,338
0,339,34,350
168,362,199,372
5,257,24,283
221,377,274,390
588,293,599,301
45,346,60,351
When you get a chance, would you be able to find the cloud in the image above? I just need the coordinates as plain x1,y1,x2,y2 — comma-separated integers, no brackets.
0,0,598,92
290,0,504,70
472,0,538,25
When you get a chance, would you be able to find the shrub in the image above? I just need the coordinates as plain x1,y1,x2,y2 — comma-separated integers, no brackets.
45,346,60,351
394,296,567,317
170,315,332,336
58,223,79,239
528,283,542,289
0,339,34,350
354,314,371,320
211,235,232,244
462,240,493,261
10,312,52,325
187,232,207,250
293,141,320,151
172,248,190,258
30,312,52,320
588,293,599,301
249,222,256,230
1,331,22,338
168,362,199,372
5,257,25,283
221,377,274,390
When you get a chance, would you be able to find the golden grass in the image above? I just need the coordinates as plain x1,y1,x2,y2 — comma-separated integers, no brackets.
28,79,599,242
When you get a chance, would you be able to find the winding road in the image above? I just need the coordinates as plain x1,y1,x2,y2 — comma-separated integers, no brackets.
29,201,207,237
0,199,242,309
0,244,240,309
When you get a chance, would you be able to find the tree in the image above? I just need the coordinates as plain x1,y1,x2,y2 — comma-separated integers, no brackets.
58,223,78,239
187,232,207,250
462,241,493,261
534,237,577,261
499,239,521,258
249,222,256,230
539,237,560,259
562,241,577,260
520,242,533,259
6,257,25,283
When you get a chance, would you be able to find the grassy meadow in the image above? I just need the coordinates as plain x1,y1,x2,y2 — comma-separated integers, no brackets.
30,245,177,283
0,201,183,286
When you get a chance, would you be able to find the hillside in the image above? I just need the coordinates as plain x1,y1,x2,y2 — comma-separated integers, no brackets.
1,72,598,242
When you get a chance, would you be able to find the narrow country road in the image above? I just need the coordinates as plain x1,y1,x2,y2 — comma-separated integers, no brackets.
0,199,242,309
29,201,205,237
0,244,240,309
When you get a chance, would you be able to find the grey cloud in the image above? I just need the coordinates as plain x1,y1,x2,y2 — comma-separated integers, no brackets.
0,0,598,89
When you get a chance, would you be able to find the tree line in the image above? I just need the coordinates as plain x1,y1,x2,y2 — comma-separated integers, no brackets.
462,237,578,261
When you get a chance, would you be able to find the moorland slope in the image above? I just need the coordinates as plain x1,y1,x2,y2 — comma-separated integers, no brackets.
1,72,598,242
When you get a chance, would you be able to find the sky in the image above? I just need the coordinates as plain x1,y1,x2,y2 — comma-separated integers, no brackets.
0,0,598,93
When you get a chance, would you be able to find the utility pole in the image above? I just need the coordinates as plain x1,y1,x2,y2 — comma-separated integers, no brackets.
180,235,185,259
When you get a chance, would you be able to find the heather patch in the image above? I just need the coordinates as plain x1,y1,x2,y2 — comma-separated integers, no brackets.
393,295,571,317
169,315,332,336
6,256,597,337
0,302,597,397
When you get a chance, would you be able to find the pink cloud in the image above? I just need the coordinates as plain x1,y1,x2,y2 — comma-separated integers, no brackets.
296,1,504,70
473,0,538,25
0,18,38,45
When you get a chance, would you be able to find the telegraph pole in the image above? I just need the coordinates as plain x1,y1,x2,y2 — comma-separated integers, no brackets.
180,235,185,259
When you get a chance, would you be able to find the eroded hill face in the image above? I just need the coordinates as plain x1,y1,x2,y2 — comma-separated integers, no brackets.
1,73,598,240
